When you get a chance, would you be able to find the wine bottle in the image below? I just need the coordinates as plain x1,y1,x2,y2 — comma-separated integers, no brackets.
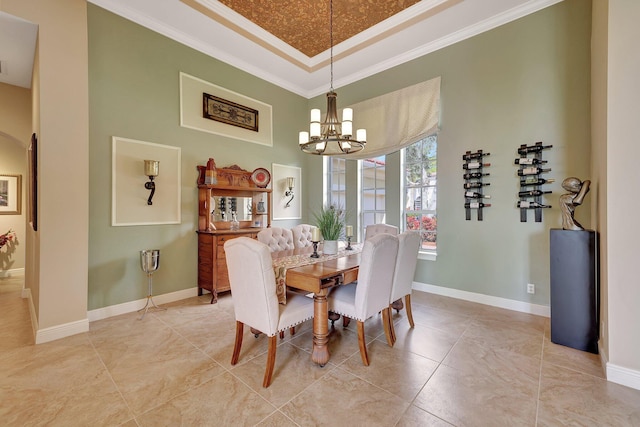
517,201,551,209
520,177,555,187
462,152,490,160
463,172,490,180
464,202,491,209
514,158,548,165
463,162,491,170
465,191,491,199
464,182,490,189
517,167,551,176
517,144,553,155
518,189,552,197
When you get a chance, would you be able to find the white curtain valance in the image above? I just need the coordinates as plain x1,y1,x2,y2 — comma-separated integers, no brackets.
339,76,441,160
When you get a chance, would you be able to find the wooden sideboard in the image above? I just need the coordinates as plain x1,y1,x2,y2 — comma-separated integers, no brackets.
197,184,272,303
197,229,260,303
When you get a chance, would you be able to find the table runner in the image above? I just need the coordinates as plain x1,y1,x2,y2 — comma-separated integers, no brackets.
274,243,363,304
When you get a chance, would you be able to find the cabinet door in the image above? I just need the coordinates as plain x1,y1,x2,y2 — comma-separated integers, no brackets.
197,234,214,292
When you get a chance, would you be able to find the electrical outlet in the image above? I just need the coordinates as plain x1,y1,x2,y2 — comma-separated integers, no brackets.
527,283,535,294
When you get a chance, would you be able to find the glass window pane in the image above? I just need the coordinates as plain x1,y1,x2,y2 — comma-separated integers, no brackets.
402,136,437,251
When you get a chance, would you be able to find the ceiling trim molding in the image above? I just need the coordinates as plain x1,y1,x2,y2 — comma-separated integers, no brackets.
315,0,565,98
89,0,566,99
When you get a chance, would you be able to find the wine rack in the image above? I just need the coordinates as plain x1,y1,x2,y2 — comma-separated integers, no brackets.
516,142,553,222
463,150,491,221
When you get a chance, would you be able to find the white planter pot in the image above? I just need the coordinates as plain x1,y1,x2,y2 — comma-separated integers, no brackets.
323,240,338,255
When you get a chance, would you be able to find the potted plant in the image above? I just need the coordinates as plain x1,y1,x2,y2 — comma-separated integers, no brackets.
313,205,345,255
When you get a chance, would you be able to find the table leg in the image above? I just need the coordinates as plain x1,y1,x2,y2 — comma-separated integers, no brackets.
311,289,330,366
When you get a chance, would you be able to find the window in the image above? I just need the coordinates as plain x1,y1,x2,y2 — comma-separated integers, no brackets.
403,135,437,251
326,157,346,208
360,155,386,238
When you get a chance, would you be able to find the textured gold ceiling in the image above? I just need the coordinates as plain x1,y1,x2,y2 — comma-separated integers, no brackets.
218,0,421,57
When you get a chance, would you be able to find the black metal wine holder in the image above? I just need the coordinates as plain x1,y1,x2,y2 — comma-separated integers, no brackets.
463,150,491,221
516,142,552,222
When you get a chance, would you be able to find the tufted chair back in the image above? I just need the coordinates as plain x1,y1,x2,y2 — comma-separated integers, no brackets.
291,224,315,248
257,227,295,252
364,223,399,241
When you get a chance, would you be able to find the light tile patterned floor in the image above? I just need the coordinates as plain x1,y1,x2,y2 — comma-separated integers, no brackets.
1,274,639,426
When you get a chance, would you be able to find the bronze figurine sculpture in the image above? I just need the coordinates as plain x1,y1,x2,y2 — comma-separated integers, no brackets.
559,177,591,230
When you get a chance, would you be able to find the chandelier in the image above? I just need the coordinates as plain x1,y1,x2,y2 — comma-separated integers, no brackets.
298,0,366,155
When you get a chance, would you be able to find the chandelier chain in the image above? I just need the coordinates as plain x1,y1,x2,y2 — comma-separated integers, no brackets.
330,0,334,92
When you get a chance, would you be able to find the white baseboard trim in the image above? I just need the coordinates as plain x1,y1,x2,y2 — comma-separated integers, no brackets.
606,362,640,391
35,319,90,344
0,267,25,278
412,281,550,317
87,287,199,322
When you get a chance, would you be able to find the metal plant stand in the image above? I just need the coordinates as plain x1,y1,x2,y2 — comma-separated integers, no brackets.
138,249,165,319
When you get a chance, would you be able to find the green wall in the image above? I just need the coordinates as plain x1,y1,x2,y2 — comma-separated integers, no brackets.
87,5,310,309
88,0,591,310
309,0,592,306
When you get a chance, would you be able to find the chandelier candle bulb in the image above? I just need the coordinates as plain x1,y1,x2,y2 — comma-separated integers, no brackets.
310,121,321,138
311,109,321,122
299,132,309,145
342,120,352,137
357,129,367,142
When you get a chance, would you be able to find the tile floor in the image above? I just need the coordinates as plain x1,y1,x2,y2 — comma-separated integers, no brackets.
1,274,639,426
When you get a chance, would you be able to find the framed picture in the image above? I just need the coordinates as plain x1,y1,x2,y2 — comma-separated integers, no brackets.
203,93,259,132
29,133,38,230
180,72,273,147
272,163,301,220
0,174,22,215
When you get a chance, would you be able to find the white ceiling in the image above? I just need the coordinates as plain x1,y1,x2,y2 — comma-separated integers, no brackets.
2,0,562,96
0,12,38,89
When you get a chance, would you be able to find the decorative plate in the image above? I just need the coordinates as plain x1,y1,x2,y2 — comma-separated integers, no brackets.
251,168,271,188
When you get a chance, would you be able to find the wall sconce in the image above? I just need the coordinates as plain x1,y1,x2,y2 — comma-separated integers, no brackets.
285,177,295,208
144,160,159,205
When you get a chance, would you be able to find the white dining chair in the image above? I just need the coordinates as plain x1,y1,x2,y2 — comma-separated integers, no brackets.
225,237,314,387
328,233,399,366
388,231,421,344
364,223,399,241
257,227,295,252
291,224,315,248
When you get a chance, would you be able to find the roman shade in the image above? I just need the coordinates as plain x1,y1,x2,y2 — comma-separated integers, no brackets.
340,76,441,160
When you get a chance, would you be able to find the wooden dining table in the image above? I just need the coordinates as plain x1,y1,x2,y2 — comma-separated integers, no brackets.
272,246,361,366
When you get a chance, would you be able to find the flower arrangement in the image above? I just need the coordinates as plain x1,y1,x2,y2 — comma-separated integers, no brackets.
0,229,16,249
313,205,345,241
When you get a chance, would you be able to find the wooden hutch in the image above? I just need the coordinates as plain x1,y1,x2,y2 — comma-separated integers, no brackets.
196,165,271,303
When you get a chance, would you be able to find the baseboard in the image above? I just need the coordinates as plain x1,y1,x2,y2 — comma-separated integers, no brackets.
606,362,640,391
412,281,550,317
87,286,199,322
35,319,90,344
0,267,25,278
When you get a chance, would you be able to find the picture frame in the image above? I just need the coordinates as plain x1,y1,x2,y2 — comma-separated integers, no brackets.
0,174,22,215
180,72,273,147
29,133,38,230
203,93,259,132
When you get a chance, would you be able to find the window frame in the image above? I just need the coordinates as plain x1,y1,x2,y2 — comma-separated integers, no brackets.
401,135,438,260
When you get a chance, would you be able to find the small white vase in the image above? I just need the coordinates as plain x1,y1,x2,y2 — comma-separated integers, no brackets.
323,240,338,255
